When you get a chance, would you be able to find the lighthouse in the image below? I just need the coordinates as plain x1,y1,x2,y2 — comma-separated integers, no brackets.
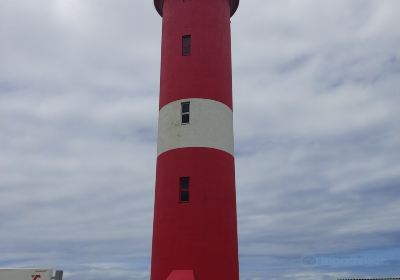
151,0,240,279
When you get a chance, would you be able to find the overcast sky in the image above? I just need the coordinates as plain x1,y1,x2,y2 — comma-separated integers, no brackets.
1,0,400,279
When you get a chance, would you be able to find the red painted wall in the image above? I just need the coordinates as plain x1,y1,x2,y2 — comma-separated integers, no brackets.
152,148,239,280
158,0,233,109
151,0,239,279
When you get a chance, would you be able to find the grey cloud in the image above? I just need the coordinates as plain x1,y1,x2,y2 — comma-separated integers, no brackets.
1,1,400,280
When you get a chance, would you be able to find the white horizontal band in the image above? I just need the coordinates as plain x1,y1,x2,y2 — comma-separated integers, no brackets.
157,98,234,156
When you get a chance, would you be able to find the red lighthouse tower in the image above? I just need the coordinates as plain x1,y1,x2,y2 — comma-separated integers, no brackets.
151,1,240,279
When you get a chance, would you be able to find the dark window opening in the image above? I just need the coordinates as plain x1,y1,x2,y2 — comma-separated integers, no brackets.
181,101,190,124
180,176,189,189
180,191,189,202
181,102,190,113
181,114,190,124
179,177,190,203
182,35,191,56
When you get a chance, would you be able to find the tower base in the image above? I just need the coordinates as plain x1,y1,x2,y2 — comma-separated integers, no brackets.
166,270,195,280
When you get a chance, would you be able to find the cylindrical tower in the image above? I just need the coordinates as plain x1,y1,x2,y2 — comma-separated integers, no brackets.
151,1,240,279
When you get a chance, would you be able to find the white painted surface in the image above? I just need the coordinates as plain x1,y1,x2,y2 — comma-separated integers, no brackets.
0,269,53,280
157,98,234,155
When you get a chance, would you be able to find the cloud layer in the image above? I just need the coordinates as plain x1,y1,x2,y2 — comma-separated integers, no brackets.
1,0,400,279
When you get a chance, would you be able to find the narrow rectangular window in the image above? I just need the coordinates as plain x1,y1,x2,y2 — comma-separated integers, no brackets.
179,177,190,203
182,35,191,56
181,101,190,124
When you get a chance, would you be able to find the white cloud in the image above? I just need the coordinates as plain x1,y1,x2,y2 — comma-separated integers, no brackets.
1,0,400,279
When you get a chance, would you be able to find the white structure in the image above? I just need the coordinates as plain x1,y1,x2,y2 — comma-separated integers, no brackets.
0,269,62,280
